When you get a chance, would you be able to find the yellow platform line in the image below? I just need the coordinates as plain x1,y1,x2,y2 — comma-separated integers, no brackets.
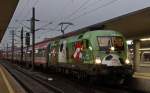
0,65,15,93
133,72,150,80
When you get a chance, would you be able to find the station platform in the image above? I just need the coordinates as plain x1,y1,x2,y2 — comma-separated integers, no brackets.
133,72,150,79
0,64,26,93
131,72,150,92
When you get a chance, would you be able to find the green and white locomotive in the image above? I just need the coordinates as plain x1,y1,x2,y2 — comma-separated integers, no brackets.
46,30,133,83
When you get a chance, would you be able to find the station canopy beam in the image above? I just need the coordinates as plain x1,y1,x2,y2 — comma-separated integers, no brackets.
68,7,150,41
89,7,150,40
0,0,19,42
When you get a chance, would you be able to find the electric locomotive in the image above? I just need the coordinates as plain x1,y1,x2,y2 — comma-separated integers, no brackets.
46,30,133,83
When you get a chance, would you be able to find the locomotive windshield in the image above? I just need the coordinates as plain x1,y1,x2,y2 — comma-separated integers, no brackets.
97,36,124,51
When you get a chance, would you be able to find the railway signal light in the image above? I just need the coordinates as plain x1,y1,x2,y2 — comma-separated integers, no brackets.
26,32,30,46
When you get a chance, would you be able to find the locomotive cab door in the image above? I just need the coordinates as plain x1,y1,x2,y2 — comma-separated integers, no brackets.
49,41,59,64
72,39,92,63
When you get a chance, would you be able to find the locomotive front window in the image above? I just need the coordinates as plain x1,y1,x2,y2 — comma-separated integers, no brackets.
97,36,124,51
112,37,124,51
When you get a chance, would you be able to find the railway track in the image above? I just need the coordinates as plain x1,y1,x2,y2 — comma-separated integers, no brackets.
0,61,146,93
1,62,63,93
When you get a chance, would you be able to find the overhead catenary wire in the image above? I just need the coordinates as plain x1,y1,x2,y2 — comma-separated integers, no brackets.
61,0,90,22
41,0,74,33
15,0,90,37
10,0,31,30
51,0,71,22
16,0,31,19
11,0,36,26
35,22,53,30
69,0,118,22
3,0,118,47
4,0,40,47
63,0,93,21
55,0,103,23
14,0,88,33
52,0,104,32
51,0,117,33
22,0,40,20
15,20,30,30
7,0,41,46
14,0,40,31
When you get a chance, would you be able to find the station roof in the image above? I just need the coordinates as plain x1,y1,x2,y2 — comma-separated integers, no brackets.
88,7,150,40
0,0,19,42
63,7,149,41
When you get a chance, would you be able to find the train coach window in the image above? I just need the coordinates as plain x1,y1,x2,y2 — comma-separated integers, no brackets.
41,49,46,56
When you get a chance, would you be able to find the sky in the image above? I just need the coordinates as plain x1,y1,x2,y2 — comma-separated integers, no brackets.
0,0,150,49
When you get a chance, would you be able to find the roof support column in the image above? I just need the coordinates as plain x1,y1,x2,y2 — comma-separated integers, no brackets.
133,39,140,72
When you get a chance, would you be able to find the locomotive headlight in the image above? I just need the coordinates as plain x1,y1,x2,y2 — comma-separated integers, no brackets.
125,59,130,64
110,46,115,51
89,46,93,51
95,57,101,64
27,51,30,54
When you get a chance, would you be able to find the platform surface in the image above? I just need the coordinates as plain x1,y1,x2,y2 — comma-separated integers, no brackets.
0,64,26,93
134,72,150,79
